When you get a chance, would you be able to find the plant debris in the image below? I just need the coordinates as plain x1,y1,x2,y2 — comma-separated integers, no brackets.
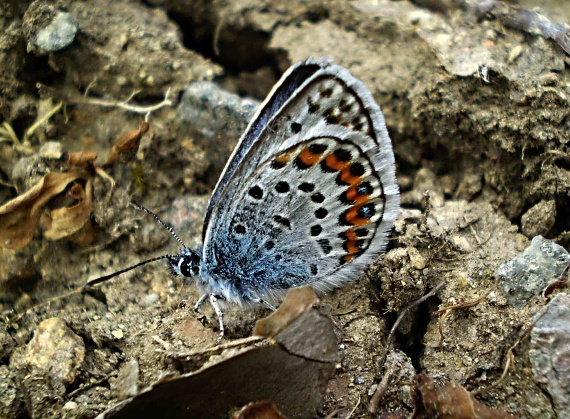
410,372,519,419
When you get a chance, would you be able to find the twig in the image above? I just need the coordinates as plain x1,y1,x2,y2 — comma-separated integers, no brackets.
427,279,498,348
386,282,446,349
0,122,18,143
23,101,63,143
152,335,171,351
95,166,116,199
78,88,173,121
346,395,360,419
213,19,223,57
68,371,117,398
3,288,83,321
324,409,340,419
0,122,35,154
473,307,548,395
427,309,451,349
375,282,446,380
368,358,398,413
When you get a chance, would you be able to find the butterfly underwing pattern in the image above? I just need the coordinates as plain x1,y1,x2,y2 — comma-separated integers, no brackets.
88,58,400,341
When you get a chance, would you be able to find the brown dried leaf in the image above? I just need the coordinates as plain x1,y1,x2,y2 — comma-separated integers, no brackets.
67,217,96,246
96,287,336,419
253,285,319,338
67,151,98,169
41,179,93,241
234,401,287,419
411,372,519,419
0,170,90,249
105,121,150,165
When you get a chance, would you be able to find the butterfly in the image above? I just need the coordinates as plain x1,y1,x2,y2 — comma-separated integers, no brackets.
86,58,400,341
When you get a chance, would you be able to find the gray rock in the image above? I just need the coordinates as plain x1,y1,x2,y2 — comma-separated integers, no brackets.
112,360,139,398
178,81,259,140
529,293,570,418
521,200,557,238
29,11,78,55
496,236,570,307
38,141,64,160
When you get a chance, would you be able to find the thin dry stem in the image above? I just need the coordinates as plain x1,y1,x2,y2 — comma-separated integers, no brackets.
79,88,173,121
23,101,63,143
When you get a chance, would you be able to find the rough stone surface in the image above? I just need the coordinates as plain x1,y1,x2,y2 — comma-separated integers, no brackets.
529,293,570,418
11,318,85,392
521,200,557,238
0,365,24,418
496,236,570,307
177,81,260,187
22,2,77,55
178,81,259,140
112,360,140,398
0,327,16,359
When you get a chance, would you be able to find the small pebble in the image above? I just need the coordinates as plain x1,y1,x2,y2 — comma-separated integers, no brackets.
29,11,77,55
141,293,159,307
353,376,366,385
496,236,570,307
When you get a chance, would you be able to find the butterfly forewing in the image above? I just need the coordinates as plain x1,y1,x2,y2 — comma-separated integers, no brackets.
203,61,326,236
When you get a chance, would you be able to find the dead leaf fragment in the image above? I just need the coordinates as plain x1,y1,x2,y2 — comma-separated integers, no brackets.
67,151,98,169
411,372,519,419
105,121,149,165
41,179,93,240
234,401,287,419
0,170,89,249
253,285,319,338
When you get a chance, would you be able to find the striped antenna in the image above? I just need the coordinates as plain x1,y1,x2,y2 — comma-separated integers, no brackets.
83,254,174,290
131,201,187,248
83,202,188,290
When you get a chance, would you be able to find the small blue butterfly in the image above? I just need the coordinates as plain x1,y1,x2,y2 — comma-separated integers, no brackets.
87,58,400,341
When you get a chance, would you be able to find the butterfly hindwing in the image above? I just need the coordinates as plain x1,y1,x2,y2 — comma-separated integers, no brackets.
200,59,399,304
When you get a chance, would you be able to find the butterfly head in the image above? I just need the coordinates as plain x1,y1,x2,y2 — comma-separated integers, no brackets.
168,247,201,278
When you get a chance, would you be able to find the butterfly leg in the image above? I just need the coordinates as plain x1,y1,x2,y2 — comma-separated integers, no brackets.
194,293,209,312
209,294,225,343
253,298,276,311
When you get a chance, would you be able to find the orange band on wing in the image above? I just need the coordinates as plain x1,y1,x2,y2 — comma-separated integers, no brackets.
344,185,369,205
339,169,361,186
323,153,349,171
345,239,360,254
341,254,355,264
296,147,321,167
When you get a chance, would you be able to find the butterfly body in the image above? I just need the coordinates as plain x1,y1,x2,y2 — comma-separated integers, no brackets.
169,58,399,313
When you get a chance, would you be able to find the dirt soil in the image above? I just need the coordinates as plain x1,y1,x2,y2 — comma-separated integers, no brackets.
0,0,569,418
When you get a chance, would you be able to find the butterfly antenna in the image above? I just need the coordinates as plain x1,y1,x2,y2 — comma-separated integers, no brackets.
131,201,187,248
83,254,174,290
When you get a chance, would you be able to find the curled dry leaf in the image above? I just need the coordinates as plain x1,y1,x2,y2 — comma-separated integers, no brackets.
410,372,519,419
40,179,93,241
233,401,287,419
105,121,150,165
253,285,319,338
0,122,150,250
67,150,98,169
0,170,91,250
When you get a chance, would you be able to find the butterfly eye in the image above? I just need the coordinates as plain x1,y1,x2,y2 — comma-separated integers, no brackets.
177,253,200,277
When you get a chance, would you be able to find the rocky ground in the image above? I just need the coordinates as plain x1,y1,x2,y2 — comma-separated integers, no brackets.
0,1,569,418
